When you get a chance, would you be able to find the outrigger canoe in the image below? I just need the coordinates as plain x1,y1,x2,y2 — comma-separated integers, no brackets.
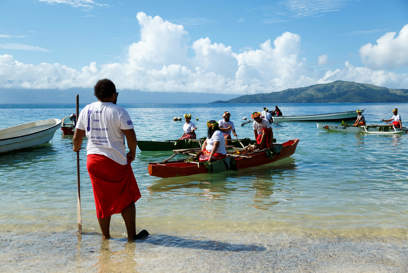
148,139,299,178
0,118,61,153
138,138,256,151
317,123,408,135
272,110,359,123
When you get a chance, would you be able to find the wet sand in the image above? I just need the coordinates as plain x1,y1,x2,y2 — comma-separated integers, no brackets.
1,230,408,273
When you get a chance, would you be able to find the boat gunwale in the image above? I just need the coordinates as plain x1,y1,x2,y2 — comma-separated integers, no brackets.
0,119,61,141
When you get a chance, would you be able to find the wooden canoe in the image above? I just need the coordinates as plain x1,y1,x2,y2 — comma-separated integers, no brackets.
138,138,256,151
148,139,299,178
0,118,61,154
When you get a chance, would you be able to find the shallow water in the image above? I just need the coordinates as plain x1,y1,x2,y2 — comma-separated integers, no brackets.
1,102,408,272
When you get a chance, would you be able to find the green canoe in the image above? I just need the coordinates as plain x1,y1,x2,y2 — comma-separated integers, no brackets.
138,138,256,151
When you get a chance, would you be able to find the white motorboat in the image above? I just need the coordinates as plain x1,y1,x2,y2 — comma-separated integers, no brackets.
273,110,359,123
317,123,407,135
0,118,61,153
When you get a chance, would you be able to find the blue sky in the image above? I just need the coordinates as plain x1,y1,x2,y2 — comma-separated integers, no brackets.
0,0,407,94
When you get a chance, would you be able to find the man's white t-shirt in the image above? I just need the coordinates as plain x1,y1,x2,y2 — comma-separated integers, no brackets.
76,101,134,165
183,122,196,133
205,130,227,155
253,119,271,134
218,119,235,136
392,114,401,122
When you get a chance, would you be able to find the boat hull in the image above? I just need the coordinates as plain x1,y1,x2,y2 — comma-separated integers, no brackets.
0,118,61,153
148,139,299,178
138,138,255,151
273,110,358,123
318,123,407,135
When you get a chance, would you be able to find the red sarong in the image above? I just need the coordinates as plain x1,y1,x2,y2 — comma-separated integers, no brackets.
199,149,226,162
179,131,196,140
393,121,401,128
256,128,273,148
86,154,141,219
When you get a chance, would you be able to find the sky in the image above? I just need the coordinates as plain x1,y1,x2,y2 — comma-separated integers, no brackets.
0,0,407,95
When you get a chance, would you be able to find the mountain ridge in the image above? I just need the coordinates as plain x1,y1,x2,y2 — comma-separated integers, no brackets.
214,81,408,103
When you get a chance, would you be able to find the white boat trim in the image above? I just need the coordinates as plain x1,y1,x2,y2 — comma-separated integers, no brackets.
0,118,61,153
273,110,359,123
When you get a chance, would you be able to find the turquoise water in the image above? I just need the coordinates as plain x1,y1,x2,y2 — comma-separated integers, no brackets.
1,102,408,272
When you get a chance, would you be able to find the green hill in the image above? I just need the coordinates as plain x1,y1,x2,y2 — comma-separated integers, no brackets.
215,81,408,103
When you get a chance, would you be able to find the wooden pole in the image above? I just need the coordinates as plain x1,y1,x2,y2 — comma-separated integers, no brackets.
76,94,82,234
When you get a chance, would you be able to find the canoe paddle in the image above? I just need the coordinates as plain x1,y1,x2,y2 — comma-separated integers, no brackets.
75,94,82,235
236,136,245,148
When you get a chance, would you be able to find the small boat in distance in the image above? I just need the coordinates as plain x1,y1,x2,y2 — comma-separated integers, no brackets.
148,139,299,178
0,118,61,154
61,114,76,136
272,110,359,123
317,123,407,135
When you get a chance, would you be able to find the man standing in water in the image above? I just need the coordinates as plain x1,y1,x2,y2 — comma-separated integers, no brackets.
73,79,148,241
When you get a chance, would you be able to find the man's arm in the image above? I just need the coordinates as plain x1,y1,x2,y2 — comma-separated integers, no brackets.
73,129,85,152
122,129,137,163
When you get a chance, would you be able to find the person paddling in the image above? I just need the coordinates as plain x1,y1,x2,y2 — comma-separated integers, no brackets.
199,120,227,162
353,109,366,127
252,112,273,149
73,79,148,241
218,111,237,144
180,113,197,140
382,108,402,129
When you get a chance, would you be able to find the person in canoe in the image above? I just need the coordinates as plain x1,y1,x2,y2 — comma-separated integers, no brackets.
252,112,273,149
353,109,366,127
73,79,148,241
199,120,227,162
274,106,283,117
180,113,197,140
218,111,237,144
261,107,273,123
382,108,402,129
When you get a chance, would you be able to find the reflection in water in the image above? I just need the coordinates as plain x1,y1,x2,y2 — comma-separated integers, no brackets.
148,172,234,200
148,159,296,208
0,145,58,167
96,240,137,273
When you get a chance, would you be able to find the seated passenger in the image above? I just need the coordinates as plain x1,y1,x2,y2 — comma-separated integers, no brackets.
353,109,366,127
382,108,402,129
218,111,237,144
179,113,197,140
199,120,227,162
252,112,273,149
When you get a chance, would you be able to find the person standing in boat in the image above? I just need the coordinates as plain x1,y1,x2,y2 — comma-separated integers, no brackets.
382,108,402,129
252,112,273,149
199,120,227,162
73,79,148,242
353,109,366,127
180,113,197,140
218,111,237,144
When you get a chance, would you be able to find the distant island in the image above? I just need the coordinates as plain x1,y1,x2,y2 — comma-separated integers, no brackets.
214,81,408,103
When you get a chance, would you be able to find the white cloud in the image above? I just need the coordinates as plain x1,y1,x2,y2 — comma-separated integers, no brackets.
38,0,99,8
318,61,408,88
318,54,328,65
286,0,347,17
0,34,24,39
0,12,407,93
0,43,48,52
360,24,408,70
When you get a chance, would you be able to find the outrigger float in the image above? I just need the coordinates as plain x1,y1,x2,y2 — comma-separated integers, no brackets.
148,139,299,178
317,123,408,135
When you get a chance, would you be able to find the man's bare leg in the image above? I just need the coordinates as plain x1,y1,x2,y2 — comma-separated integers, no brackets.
97,216,111,240
121,203,136,241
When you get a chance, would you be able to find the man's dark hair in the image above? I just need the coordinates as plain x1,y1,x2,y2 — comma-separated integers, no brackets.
94,79,116,100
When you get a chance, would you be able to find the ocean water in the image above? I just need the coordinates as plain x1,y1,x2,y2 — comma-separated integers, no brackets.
1,102,408,272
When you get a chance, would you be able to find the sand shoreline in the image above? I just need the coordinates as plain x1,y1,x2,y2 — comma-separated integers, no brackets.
2,230,408,273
